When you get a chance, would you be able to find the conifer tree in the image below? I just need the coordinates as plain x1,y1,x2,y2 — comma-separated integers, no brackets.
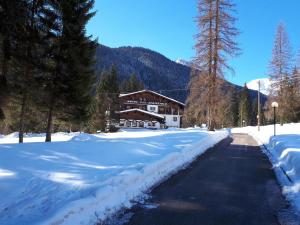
238,85,251,126
95,65,120,131
0,1,12,120
0,0,27,120
229,89,239,127
9,0,46,143
43,0,97,142
190,0,240,130
120,73,144,93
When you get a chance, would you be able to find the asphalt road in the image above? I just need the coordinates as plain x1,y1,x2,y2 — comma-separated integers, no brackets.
118,134,298,225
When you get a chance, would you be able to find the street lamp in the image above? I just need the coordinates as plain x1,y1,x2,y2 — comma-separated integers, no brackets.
271,101,279,136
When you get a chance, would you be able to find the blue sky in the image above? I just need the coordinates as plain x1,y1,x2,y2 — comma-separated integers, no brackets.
87,0,300,86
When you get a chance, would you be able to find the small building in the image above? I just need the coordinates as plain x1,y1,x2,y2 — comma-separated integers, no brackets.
119,90,185,128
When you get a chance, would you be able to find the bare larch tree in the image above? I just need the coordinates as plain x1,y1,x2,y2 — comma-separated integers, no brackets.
188,0,240,130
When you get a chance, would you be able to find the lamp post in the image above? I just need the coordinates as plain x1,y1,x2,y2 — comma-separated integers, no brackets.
257,80,261,131
271,102,279,136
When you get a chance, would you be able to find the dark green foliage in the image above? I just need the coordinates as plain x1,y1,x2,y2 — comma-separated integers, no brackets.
93,65,120,132
120,73,144,93
96,45,190,102
0,0,24,120
8,0,47,142
238,85,252,126
42,0,97,141
0,0,99,137
228,89,239,127
7,99,46,133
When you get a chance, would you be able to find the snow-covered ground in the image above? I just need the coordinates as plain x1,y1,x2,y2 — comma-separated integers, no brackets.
233,123,300,213
0,132,78,144
0,128,228,225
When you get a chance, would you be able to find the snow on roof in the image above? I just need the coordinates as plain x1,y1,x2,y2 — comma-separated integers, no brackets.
119,90,185,106
119,108,165,119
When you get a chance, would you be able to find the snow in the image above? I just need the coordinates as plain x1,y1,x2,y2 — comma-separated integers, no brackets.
0,128,228,225
175,59,192,67
232,123,300,213
246,78,273,95
0,132,78,144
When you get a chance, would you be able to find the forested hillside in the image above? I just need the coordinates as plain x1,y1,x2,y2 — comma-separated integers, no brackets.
95,45,264,103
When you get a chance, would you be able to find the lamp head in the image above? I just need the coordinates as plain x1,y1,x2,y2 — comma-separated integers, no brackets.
271,102,279,108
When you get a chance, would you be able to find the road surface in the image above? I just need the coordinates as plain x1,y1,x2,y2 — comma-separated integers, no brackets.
109,134,298,225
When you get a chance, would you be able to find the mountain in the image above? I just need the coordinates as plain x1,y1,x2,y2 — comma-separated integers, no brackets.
175,59,194,67
246,78,272,95
95,44,267,104
95,45,191,102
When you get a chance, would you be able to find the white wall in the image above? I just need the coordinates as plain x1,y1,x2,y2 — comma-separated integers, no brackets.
162,115,181,128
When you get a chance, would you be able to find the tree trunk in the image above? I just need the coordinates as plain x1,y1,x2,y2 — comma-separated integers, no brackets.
45,96,54,142
210,0,220,132
207,1,213,131
0,47,9,120
1,38,10,84
1,56,8,87
19,92,28,143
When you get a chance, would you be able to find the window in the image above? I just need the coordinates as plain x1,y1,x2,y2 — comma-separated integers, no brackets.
173,117,178,122
149,107,156,111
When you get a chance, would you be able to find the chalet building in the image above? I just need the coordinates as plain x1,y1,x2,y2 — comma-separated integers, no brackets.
119,90,185,129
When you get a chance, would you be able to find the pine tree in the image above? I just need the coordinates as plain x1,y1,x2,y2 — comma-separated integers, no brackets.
8,0,46,143
60,1,97,132
191,0,240,130
229,88,239,127
268,23,292,125
120,73,144,93
107,65,120,125
43,0,97,142
0,0,28,121
238,85,251,126
95,65,120,132
0,0,16,120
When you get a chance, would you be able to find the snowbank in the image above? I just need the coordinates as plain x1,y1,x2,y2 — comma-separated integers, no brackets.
0,132,80,144
0,128,228,225
232,123,300,212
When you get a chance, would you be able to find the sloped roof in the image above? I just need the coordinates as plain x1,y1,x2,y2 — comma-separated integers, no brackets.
119,90,185,106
